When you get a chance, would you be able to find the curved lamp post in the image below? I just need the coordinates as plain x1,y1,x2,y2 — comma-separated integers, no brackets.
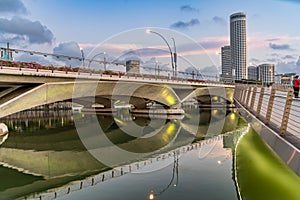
171,37,177,77
80,48,85,67
88,52,107,71
146,29,175,77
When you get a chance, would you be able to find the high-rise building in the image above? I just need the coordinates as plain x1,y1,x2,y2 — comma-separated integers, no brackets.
258,64,275,84
230,12,247,80
248,66,258,80
221,45,232,82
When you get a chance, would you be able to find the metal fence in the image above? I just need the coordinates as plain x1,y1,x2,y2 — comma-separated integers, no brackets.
234,85,300,137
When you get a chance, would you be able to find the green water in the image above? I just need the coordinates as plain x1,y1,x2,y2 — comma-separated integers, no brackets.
235,128,300,200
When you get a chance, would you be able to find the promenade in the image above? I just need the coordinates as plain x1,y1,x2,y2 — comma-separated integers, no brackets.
234,84,300,176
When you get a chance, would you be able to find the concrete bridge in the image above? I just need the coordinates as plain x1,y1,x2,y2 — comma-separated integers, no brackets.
0,66,234,118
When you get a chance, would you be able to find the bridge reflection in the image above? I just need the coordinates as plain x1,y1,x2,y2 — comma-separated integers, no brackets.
0,107,244,199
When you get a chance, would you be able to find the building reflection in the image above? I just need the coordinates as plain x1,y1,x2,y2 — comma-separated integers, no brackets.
0,107,243,199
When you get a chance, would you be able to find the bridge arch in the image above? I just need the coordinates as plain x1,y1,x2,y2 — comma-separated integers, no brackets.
0,81,182,118
181,86,234,105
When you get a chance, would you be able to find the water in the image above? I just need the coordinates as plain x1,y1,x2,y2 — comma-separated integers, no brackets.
0,106,246,200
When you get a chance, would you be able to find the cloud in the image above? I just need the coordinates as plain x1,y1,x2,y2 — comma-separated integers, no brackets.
282,55,295,59
297,56,300,67
0,0,27,14
212,16,226,25
0,17,54,44
265,38,281,42
269,43,292,50
53,42,82,66
249,58,261,63
275,61,298,74
200,65,219,77
180,5,199,13
170,19,200,30
266,58,278,62
15,53,57,66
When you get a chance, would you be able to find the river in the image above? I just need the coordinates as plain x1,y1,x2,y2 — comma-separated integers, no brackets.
0,105,247,200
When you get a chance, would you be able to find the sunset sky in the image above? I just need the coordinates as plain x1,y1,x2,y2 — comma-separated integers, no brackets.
1,0,300,76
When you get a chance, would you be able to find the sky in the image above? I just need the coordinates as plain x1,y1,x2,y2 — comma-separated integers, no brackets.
1,0,300,76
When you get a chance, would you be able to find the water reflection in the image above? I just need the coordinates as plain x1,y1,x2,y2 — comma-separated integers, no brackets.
148,152,179,200
0,107,244,199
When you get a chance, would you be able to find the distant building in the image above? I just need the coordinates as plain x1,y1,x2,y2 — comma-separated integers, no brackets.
230,12,247,80
0,48,13,61
258,64,274,84
274,74,282,84
126,60,140,74
281,73,296,85
248,66,258,80
221,45,233,82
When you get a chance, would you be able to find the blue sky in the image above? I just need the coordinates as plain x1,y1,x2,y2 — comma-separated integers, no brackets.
1,0,300,76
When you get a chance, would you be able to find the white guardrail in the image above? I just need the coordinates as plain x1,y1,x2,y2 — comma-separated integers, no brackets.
234,84,300,137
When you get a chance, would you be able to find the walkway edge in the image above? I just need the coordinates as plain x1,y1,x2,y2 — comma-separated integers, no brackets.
235,98,300,176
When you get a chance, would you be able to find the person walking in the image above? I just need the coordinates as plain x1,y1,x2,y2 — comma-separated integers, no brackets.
293,75,300,98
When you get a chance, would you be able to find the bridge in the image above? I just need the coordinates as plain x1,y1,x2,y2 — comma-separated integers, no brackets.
0,66,234,118
234,84,300,176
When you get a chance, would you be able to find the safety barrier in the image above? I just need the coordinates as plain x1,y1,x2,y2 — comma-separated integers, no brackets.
234,85,300,137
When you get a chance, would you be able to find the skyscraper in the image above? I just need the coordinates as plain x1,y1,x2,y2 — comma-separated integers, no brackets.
230,12,247,80
258,64,274,84
221,45,232,82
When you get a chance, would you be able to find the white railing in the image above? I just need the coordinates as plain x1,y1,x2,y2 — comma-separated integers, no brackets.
234,85,300,137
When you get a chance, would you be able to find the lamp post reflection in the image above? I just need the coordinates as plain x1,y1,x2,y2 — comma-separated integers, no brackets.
148,151,179,199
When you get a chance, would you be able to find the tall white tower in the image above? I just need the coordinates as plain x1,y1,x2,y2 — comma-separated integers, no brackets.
230,12,247,80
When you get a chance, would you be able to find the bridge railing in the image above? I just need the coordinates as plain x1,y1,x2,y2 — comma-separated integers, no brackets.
0,65,234,88
234,84,300,138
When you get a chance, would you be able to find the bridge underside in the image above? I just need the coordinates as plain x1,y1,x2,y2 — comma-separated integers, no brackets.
0,81,234,118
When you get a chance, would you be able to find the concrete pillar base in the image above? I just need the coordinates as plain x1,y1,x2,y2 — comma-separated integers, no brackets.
130,108,185,115
81,107,116,113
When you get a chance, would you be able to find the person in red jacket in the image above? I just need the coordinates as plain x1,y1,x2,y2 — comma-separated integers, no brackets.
293,75,300,98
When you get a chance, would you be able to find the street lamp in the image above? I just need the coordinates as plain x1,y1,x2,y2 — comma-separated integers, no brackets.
146,29,175,77
171,37,177,77
88,52,107,71
80,48,85,67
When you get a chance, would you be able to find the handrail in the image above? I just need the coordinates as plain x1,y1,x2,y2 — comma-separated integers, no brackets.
234,85,299,137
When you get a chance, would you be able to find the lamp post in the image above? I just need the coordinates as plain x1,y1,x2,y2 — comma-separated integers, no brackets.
80,48,85,68
88,52,106,71
146,29,175,77
171,38,177,77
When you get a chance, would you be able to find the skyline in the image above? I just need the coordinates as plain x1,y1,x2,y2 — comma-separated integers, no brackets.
1,0,300,75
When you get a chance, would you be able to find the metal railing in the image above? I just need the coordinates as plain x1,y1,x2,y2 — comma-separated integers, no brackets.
0,65,234,88
234,85,300,137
